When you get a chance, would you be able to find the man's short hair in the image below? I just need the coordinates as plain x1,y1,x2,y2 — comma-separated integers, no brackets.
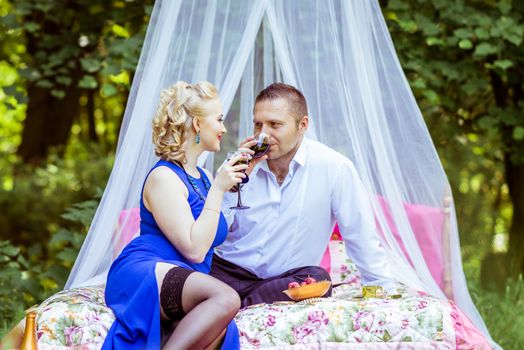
254,83,308,125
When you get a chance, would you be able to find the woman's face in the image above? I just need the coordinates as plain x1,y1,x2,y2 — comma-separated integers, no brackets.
197,98,227,152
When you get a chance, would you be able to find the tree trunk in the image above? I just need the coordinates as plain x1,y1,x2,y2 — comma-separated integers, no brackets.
505,153,524,277
17,79,82,163
87,90,98,142
16,18,84,164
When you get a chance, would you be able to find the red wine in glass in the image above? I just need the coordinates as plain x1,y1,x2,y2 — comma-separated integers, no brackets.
236,156,250,184
227,151,249,210
250,132,271,158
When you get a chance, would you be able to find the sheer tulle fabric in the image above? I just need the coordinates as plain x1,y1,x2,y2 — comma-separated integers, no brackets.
66,1,498,348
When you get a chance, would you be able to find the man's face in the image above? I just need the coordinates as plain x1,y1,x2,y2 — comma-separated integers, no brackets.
253,98,307,161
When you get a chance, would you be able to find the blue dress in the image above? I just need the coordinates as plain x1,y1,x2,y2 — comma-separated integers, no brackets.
102,160,239,350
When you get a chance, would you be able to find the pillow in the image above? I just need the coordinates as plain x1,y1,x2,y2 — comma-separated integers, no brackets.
325,240,361,287
319,225,361,286
36,286,114,349
324,194,448,290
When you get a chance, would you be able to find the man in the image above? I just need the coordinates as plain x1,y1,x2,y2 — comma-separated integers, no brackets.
211,83,394,307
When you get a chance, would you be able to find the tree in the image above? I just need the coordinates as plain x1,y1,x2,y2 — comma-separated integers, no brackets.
381,0,524,277
2,0,152,163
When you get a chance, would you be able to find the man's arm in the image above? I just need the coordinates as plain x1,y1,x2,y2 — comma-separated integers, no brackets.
331,159,397,291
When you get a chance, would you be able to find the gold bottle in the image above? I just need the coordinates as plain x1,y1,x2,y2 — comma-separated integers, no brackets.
19,311,38,350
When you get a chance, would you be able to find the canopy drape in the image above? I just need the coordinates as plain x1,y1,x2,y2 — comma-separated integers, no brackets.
66,1,498,347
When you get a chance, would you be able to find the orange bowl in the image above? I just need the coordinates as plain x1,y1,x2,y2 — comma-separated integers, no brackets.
282,280,332,301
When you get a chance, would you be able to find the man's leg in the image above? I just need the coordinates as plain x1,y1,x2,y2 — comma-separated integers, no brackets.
241,266,331,307
209,254,262,300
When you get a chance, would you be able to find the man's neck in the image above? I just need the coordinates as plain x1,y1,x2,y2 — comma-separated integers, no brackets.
268,136,304,184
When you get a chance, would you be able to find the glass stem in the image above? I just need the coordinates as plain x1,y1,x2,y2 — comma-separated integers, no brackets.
237,185,243,206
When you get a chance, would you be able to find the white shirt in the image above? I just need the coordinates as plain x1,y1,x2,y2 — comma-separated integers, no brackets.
216,137,394,289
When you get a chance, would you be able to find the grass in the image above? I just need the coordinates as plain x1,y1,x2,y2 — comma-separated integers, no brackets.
468,276,524,350
0,307,24,347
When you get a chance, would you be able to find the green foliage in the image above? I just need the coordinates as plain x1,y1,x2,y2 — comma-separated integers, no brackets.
384,0,524,158
384,1,524,342
0,240,30,329
0,60,25,170
0,0,153,97
382,0,523,263
0,0,153,164
0,143,109,333
0,1,26,167
469,276,524,350
0,142,113,247
0,194,98,329
0,0,521,346
0,1,141,330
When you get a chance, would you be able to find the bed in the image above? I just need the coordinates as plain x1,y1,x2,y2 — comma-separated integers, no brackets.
9,239,488,350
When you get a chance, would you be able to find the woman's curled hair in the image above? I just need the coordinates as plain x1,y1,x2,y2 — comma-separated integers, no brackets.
152,81,218,163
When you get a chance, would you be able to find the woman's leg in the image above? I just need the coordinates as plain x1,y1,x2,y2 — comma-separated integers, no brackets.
155,262,240,350
203,328,227,350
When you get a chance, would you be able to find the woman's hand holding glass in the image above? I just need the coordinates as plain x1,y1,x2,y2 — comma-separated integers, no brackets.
213,153,249,193
226,151,252,210
225,133,271,210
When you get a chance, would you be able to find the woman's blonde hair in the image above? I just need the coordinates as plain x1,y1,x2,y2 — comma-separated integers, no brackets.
152,81,218,163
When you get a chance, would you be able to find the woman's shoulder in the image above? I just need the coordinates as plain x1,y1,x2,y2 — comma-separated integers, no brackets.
146,164,187,192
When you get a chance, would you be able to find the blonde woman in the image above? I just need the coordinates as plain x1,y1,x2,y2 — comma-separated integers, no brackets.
102,82,249,350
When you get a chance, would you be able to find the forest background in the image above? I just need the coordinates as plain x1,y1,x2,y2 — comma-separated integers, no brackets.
0,0,523,348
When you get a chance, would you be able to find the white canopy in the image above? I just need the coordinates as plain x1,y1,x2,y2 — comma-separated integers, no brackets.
66,1,497,347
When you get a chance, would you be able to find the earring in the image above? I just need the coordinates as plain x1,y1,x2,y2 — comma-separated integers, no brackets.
195,131,200,144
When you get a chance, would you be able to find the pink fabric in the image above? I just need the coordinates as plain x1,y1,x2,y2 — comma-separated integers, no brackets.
322,203,493,350
450,301,493,350
319,244,331,273
323,198,446,288
113,208,140,257
375,196,446,289
320,224,343,274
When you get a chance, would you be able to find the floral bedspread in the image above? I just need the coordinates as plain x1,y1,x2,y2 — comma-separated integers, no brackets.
236,288,455,349
35,283,455,349
36,286,112,349
32,241,459,349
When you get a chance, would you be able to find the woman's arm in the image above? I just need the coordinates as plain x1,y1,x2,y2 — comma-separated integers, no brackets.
144,161,245,263
219,138,266,228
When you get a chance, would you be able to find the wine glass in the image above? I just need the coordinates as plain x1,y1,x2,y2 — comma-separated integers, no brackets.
227,151,250,210
250,132,271,158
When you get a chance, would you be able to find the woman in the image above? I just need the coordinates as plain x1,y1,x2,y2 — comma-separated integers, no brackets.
102,81,250,349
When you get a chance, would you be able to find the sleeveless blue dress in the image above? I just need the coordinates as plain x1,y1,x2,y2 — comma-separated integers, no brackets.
102,160,239,350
